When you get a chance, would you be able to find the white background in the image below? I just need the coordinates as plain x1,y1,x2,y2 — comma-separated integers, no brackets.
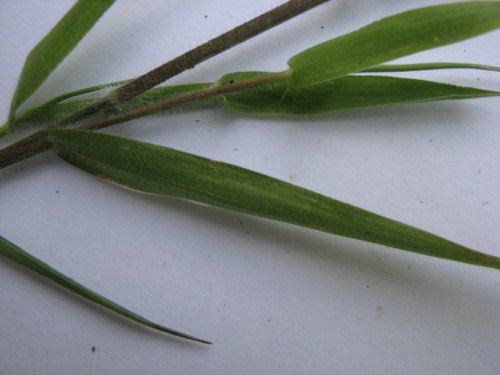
1,1,499,374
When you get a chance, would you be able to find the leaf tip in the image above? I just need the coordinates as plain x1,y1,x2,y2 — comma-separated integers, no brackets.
152,322,212,345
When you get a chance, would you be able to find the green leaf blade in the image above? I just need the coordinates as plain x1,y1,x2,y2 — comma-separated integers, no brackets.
220,71,499,115
48,129,500,271
288,1,500,87
4,0,116,133
0,234,210,344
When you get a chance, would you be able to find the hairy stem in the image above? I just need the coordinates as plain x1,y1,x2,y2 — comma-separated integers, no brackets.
81,72,288,131
0,0,330,170
0,130,51,170
0,72,288,170
64,0,331,124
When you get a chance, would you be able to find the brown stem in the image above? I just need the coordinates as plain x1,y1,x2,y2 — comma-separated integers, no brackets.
0,0,331,170
0,131,51,170
114,0,329,102
81,72,287,131
0,72,288,170
63,0,330,124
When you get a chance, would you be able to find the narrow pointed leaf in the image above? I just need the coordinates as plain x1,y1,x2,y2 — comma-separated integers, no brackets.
219,71,499,115
288,1,500,87
48,129,500,271
3,0,116,134
0,234,210,344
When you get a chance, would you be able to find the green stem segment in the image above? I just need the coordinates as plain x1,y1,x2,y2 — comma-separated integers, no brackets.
0,235,211,344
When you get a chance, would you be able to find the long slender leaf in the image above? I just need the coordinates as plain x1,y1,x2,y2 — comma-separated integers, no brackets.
288,1,500,87
48,129,500,271
2,0,116,135
219,71,500,115
0,234,210,344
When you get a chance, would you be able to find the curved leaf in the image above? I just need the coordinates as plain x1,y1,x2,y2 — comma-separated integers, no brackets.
288,1,500,87
0,234,210,344
220,71,500,115
48,129,500,271
3,0,116,134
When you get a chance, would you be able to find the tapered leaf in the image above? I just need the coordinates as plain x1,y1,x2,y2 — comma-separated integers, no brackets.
15,83,213,128
219,71,500,115
0,234,210,344
288,1,500,87
48,129,500,271
2,0,116,135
